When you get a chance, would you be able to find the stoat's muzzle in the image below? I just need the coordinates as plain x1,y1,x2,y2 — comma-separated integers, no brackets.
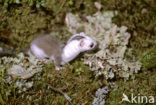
79,36,98,52
67,32,99,52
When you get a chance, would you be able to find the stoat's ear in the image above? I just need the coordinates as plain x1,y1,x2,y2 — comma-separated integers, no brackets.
79,40,85,47
67,32,86,44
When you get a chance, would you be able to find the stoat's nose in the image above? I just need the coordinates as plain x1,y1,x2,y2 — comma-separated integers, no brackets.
96,41,99,47
93,41,99,50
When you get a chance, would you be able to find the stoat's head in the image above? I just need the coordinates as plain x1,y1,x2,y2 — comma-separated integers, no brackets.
67,32,98,52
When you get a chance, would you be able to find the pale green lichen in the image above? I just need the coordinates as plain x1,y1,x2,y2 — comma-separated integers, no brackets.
0,53,44,93
92,86,109,105
65,11,142,80
2,53,43,79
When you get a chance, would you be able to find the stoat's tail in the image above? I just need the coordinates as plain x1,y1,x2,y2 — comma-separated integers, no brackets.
0,47,15,56
0,47,30,57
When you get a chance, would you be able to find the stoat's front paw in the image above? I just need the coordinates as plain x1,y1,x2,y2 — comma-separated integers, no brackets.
55,66,64,70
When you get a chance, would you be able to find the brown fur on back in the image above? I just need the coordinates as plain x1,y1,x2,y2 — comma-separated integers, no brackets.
31,35,64,57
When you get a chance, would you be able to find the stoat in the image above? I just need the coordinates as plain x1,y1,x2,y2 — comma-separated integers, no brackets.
30,32,97,70
0,32,98,70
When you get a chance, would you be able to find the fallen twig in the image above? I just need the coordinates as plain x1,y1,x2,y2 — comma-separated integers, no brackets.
47,83,74,105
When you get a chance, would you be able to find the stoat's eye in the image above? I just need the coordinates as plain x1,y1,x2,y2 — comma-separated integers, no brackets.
90,43,94,48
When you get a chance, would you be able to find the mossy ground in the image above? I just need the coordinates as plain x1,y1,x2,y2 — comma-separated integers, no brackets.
0,0,156,105
8,62,102,105
106,68,156,105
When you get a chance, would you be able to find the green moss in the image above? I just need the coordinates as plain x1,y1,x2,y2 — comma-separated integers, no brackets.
140,45,156,70
0,66,17,105
106,69,156,105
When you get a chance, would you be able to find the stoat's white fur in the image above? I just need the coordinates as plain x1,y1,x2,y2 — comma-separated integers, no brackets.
62,40,81,63
62,32,97,64
30,44,48,59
